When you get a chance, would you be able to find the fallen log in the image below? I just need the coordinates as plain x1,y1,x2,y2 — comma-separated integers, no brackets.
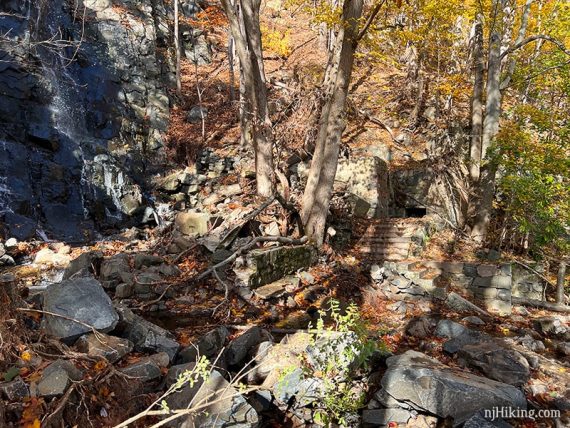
512,296,570,313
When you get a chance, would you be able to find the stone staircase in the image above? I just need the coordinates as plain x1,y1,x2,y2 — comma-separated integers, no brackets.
355,219,425,262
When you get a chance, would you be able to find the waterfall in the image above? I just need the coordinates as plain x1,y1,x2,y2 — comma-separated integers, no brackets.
0,141,12,215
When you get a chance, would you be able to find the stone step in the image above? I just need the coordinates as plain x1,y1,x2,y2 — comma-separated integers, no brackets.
359,237,412,243
359,247,410,255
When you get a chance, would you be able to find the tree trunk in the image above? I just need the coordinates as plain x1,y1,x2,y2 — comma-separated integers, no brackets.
221,0,274,197
470,3,504,242
469,16,484,182
301,0,364,246
501,0,533,90
174,0,181,96
556,262,567,304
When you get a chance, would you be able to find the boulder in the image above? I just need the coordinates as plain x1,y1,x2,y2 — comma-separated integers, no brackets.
226,326,272,367
445,292,490,317
75,332,133,363
119,354,168,382
166,370,259,428
175,211,209,236
533,317,568,337
463,412,513,428
463,316,486,326
37,360,83,398
380,351,527,424
457,341,530,386
42,277,119,342
63,251,103,279
114,305,179,361
177,327,229,364
99,254,131,288
133,253,164,269
443,329,489,354
435,319,467,339
406,316,438,339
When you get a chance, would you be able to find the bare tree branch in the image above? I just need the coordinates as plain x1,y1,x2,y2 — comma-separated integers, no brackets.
500,34,570,60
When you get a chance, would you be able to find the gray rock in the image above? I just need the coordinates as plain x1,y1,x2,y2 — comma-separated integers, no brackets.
273,367,322,406
457,341,530,386
119,357,162,382
99,254,131,288
381,351,527,424
253,276,297,300
219,183,242,197
463,316,486,326
134,253,164,269
247,341,275,384
0,377,29,401
0,254,15,266
114,305,179,361
463,412,513,428
167,370,259,428
75,332,133,363
298,271,316,284
63,251,103,280
406,316,438,339
515,335,545,353
115,283,133,298
533,317,567,336
435,319,467,339
443,329,488,354
38,360,83,398
557,342,570,356
177,326,229,364
42,277,119,342
186,105,208,123
362,408,413,427
226,326,272,367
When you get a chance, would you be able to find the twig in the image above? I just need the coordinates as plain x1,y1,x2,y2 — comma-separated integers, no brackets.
43,385,75,426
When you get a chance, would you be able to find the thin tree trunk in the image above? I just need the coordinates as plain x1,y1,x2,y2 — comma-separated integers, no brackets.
501,0,533,90
556,262,567,304
228,35,235,102
471,1,504,242
469,16,484,182
302,0,364,245
174,0,181,96
220,0,274,197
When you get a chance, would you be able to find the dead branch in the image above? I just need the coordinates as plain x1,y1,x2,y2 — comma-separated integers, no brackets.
511,296,570,313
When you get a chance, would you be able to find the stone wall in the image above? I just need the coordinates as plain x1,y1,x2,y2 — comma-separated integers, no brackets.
380,261,514,314
418,261,513,314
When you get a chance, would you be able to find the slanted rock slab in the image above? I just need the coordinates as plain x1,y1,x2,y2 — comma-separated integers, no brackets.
37,360,83,398
380,350,527,424
42,277,119,343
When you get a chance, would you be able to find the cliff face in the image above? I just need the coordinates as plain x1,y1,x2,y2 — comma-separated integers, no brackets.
0,0,176,240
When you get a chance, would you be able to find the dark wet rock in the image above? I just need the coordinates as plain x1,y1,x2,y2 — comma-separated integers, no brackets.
63,250,103,279
226,326,273,367
513,335,545,353
247,341,275,384
457,341,530,386
42,277,119,343
177,326,229,364
114,305,179,361
186,105,208,123
37,360,83,398
380,351,527,424
0,377,29,401
75,332,133,363
557,342,570,356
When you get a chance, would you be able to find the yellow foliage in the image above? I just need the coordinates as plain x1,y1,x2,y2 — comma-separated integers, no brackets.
261,24,293,58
